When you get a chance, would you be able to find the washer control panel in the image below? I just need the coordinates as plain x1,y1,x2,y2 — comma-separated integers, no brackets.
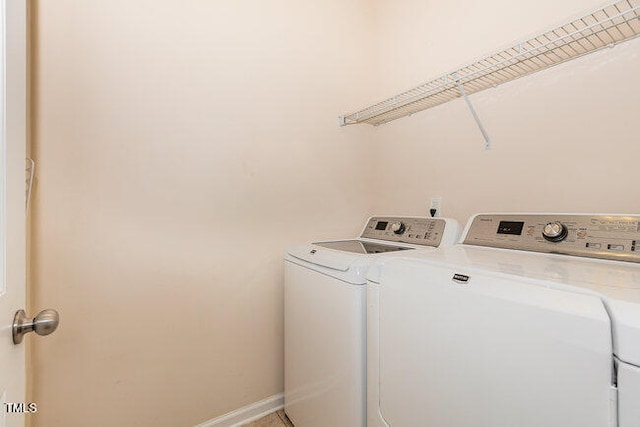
362,216,446,247
464,214,640,263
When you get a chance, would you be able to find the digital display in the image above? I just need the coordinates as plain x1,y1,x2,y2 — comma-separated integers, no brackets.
375,221,388,230
497,221,525,235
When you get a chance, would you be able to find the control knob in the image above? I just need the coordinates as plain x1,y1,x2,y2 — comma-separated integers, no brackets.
542,222,568,242
390,222,406,235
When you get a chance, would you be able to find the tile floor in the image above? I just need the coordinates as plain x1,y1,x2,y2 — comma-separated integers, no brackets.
242,409,294,427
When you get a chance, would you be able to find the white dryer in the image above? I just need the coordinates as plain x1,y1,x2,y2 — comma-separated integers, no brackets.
369,213,640,427
284,216,461,427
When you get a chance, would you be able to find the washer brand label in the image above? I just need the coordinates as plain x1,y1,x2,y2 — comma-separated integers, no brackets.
452,273,470,284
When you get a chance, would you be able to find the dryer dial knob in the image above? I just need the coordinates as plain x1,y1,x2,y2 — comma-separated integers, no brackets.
542,222,568,242
390,222,406,235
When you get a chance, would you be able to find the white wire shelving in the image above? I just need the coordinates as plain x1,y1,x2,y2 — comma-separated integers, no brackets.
339,0,640,147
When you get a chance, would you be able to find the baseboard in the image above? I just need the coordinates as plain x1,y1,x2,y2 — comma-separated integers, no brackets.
194,393,284,427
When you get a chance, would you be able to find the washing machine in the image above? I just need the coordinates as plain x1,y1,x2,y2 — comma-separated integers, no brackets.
369,213,640,427
284,216,461,427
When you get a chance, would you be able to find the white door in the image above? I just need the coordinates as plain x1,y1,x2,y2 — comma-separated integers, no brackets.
0,1,28,426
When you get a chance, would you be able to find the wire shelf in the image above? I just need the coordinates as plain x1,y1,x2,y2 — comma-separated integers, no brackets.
339,0,640,127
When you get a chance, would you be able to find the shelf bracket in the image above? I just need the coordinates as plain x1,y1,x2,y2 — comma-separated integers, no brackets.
25,157,35,214
453,72,491,150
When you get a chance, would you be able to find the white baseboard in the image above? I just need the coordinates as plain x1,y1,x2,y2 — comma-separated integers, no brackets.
194,393,284,427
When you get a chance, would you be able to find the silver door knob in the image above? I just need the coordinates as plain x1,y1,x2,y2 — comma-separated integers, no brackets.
12,309,59,344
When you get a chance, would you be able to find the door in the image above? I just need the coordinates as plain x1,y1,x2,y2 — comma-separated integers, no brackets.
0,1,27,426
378,258,614,427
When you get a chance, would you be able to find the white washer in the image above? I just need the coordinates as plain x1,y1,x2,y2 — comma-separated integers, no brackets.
284,216,461,427
369,213,640,427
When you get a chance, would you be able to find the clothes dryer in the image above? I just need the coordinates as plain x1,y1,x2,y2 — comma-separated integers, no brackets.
369,213,640,427
284,216,460,427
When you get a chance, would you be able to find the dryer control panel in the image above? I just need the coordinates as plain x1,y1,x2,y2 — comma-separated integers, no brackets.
362,217,446,247
464,214,640,263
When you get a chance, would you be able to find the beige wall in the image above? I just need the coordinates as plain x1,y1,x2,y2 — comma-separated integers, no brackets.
369,0,640,222
29,1,376,426
30,1,640,426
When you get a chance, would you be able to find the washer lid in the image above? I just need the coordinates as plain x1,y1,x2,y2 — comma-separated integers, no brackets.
383,244,640,366
287,244,362,272
313,240,414,254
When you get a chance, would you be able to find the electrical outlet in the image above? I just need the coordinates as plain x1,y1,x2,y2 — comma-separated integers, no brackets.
429,197,442,218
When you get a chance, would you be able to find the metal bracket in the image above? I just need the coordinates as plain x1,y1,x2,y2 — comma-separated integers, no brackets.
453,72,491,150
26,157,35,214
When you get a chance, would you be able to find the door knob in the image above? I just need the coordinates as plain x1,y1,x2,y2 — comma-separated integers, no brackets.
12,309,60,344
